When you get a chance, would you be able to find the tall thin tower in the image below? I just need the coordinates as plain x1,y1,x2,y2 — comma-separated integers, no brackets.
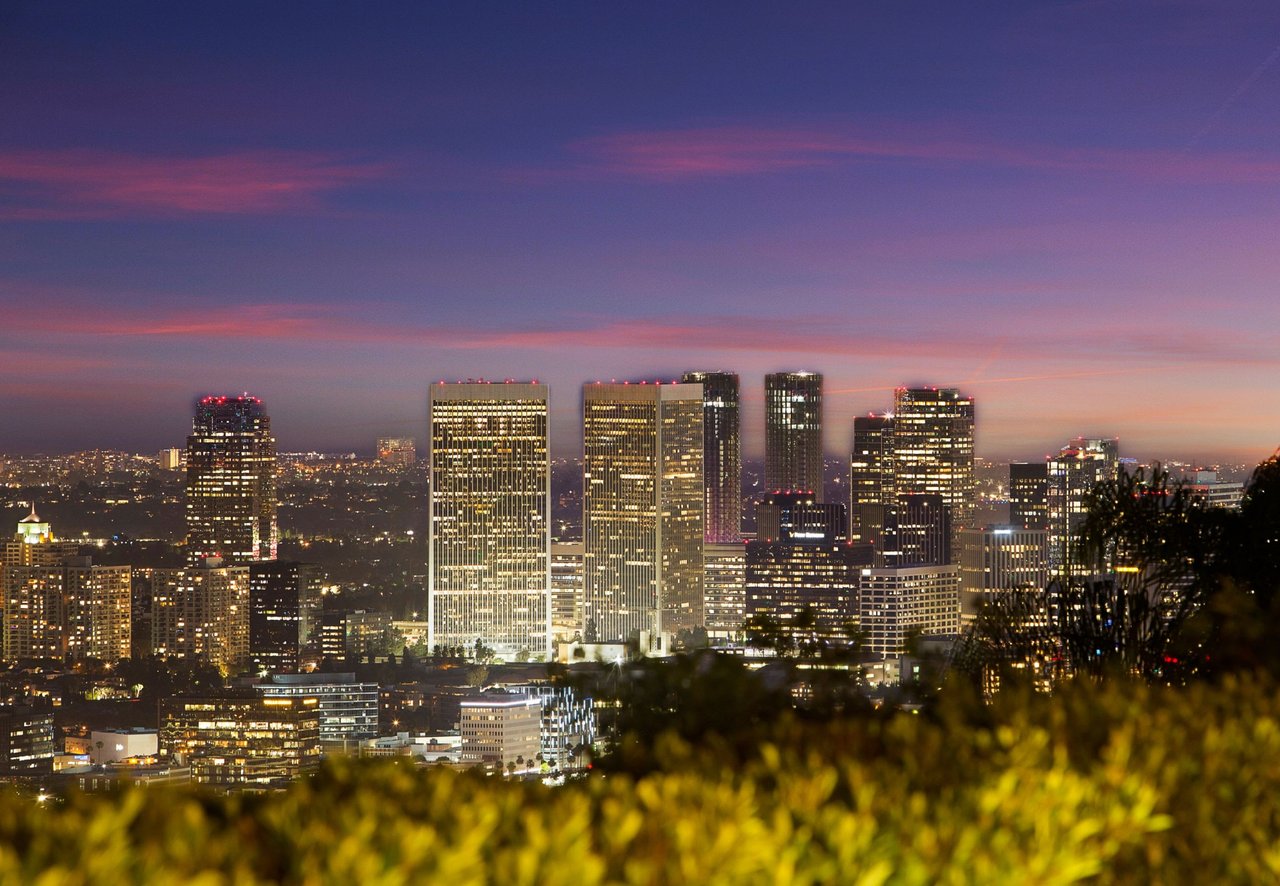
848,414,895,541
582,382,704,646
764,372,823,500
185,395,277,567
681,371,741,543
428,383,551,661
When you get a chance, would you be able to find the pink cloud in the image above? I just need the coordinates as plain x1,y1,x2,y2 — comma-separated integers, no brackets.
0,150,386,218
557,123,1280,183
0,296,1270,373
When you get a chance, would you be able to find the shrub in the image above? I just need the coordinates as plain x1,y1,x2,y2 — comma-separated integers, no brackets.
5,676,1280,882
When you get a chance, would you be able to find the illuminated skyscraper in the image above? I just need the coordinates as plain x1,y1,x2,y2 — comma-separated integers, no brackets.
185,396,277,567
765,372,823,500
1046,437,1119,578
583,383,703,646
891,387,975,553
849,415,895,541
682,371,741,543
428,383,551,661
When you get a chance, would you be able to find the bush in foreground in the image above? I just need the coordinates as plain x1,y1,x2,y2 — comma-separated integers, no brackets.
4,675,1280,883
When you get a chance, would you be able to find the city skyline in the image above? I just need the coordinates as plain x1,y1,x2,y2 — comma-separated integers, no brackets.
4,4,1280,465
0,374,1266,468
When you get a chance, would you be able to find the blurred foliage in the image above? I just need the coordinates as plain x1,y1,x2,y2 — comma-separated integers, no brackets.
8,675,1280,881
961,457,1280,685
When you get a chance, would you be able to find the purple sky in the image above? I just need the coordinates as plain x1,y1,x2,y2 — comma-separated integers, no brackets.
2,2,1279,463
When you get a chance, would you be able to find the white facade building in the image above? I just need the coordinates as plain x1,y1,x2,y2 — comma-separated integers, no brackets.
459,695,541,770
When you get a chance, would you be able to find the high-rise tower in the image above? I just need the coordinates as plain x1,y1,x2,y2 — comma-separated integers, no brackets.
681,371,741,544
891,387,975,551
764,372,823,500
582,382,703,647
1009,462,1050,531
428,383,551,661
185,395,277,567
849,414,895,541
1046,437,1119,578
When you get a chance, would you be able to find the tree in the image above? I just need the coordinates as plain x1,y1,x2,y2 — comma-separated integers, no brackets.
961,462,1250,687
1067,464,1227,681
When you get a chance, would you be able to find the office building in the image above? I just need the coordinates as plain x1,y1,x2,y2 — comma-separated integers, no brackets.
0,702,55,775
862,494,951,569
746,495,870,645
151,562,250,674
704,542,746,636
582,383,704,646
849,415,895,541
1186,470,1244,510
958,526,1049,626
858,565,961,659
185,395,277,567
1046,438,1119,577
316,609,395,659
428,383,551,661
249,561,321,673
765,372,823,500
376,437,416,467
550,541,584,641
317,611,348,659
1009,462,1050,531
2,557,131,662
891,388,975,547
159,692,320,786
682,371,741,543
458,694,541,770
256,673,378,743
755,491,846,543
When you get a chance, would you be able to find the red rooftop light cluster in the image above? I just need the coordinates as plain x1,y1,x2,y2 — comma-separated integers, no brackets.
198,395,261,405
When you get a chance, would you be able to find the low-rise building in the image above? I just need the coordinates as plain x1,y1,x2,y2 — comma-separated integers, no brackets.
502,683,596,769
89,728,158,765
256,672,378,744
75,763,192,792
159,692,321,786
458,694,540,771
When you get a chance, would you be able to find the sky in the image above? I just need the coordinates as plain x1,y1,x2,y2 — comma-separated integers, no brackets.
2,1,1279,464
